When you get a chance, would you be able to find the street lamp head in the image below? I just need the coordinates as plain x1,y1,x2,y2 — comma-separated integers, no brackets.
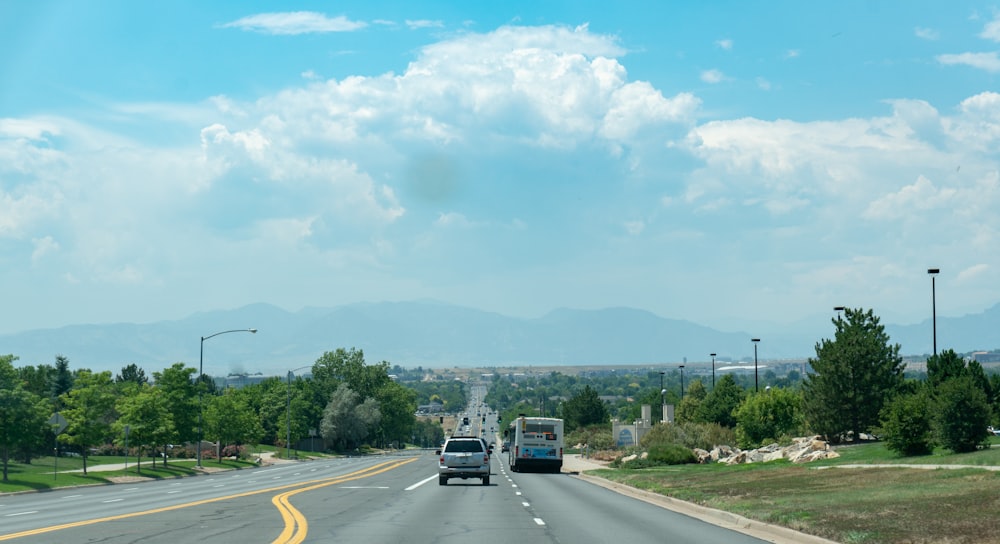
833,306,846,311
661,389,667,395
927,268,940,275
678,364,684,369
249,328,258,334
751,338,760,343
710,353,716,357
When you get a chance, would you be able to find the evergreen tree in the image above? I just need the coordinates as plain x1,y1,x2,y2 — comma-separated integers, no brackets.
561,385,609,431
697,374,744,428
50,355,74,409
803,308,905,442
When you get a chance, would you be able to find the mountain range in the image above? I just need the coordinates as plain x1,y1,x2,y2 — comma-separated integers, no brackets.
1,300,997,377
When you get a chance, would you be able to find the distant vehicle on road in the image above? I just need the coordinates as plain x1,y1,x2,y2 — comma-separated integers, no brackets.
505,416,563,473
437,437,490,486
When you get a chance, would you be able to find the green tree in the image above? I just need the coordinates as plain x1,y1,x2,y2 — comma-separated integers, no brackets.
734,388,803,448
0,387,49,481
375,381,416,448
936,375,992,453
697,374,744,428
880,388,935,456
152,363,199,451
676,380,707,424
17,363,55,398
561,385,609,432
204,390,263,454
58,370,117,474
116,363,148,385
50,355,74,409
803,308,905,442
114,385,175,472
320,384,380,452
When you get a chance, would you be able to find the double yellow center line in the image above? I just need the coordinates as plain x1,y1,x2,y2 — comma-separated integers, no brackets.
0,457,417,542
270,457,415,544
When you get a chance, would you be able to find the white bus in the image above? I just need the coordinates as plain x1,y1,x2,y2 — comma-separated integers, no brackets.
505,416,563,473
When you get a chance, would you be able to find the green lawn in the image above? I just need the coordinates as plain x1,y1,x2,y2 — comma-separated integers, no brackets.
594,439,1000,544
0,454,256,494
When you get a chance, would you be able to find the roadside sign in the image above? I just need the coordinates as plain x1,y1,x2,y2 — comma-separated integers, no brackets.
49,413,68,434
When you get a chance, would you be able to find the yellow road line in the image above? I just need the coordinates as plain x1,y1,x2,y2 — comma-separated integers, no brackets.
0,457,417,542
270,457,416,544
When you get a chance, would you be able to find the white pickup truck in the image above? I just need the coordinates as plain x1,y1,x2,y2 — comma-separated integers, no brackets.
437,437,490,486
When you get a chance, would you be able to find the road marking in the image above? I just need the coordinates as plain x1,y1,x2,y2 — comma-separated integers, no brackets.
61,495,82,499
0,457,417,543
534,518,546,526
4,512,37,517
522,502,530,507
405,475,437,491
102,499,123,503
270,458,417,544
339,486,388,489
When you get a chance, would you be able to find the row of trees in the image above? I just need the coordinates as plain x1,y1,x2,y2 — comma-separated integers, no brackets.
487,307,1000,456
0,348,423,481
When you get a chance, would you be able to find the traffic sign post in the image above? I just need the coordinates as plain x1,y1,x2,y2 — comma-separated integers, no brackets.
48,413,67,480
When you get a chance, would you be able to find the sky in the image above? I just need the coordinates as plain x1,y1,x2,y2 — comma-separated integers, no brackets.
1,1,999,338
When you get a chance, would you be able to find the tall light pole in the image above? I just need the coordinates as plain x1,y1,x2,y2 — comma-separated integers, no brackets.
659,371,665,422
751,338,761,393
678,364,685,400
710,353,716,389
928,268,939,357
834,306,846,318
286,365,312,460
197,328,257,468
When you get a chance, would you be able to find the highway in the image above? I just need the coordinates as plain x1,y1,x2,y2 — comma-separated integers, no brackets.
1,450,775,544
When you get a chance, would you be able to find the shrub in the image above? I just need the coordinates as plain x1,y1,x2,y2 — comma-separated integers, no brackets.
565,423,614,450
880,389,934,456
646,443,696,465
936,376,992,453
639,421,736,451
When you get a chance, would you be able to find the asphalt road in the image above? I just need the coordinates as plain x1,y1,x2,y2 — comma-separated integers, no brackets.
0,450,787,544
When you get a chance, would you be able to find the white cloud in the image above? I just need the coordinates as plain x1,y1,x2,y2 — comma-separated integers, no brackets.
30,236,59,263
221,12,367,35
936,52,1000,72
623,220,645,235
980,14,1000,41
700,69,725,83
756,77,772,90
957,263,989,283
406,20,444,30
863,175,956,220
914,27,939,40
784,49,800,59
715,39,733,50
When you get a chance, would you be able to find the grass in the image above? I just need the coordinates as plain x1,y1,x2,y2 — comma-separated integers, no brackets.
0,454,256,494
594,438,1000,544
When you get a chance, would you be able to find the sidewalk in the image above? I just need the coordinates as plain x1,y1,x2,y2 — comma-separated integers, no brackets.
561,453,610,473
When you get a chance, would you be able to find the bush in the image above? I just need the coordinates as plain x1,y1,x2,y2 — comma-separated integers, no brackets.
880,389,934,456
647,443,696,465
936,376,992,453
639,421,737,451
565,423,614,451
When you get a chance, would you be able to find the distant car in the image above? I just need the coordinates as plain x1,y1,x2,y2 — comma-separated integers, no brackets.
501,441,510,453
437,437,490,486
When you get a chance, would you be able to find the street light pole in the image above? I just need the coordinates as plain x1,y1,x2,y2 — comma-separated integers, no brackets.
197,328,257,468
928,268,939,357
659,371,665,422
678,365,685,400
751,338,761,393
710,353,716,389
286,365,313,460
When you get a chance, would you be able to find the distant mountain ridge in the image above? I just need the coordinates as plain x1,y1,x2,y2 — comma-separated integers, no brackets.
0,301,997,376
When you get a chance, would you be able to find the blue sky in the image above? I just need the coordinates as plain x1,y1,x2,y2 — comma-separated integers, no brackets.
2,1,999,340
